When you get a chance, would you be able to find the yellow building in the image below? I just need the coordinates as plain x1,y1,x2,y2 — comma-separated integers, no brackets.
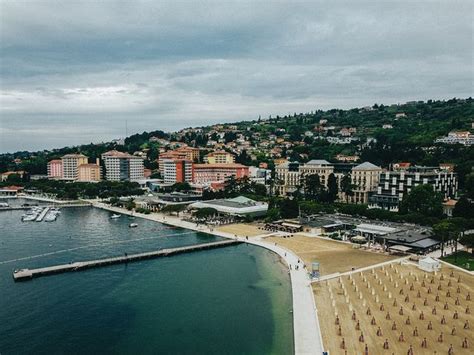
61,154,88,180
204,150,235,164
176,146,200,162
77,163,101,182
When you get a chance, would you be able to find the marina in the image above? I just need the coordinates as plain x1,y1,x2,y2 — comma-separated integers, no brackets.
0,205,293,354
13,240,243,281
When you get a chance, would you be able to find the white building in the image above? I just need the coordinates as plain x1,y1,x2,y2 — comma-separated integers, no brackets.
162,159,193,184
349,162,382,204
435,131,474,146
101,150,144,182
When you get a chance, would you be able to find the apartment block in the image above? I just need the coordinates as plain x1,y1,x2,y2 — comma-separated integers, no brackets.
204,150,235,164
47,159,63,179
193,163,249,185
369,166,458,211
77,162,101,182
101,150,144,181
162,159,193,184
61,154,88,180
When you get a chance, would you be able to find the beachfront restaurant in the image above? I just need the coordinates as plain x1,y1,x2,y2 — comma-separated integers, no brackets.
189,196,269,218
353,222,440,254
264,220,303,233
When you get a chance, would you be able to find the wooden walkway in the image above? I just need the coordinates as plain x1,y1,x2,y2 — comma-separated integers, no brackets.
13,240,242,281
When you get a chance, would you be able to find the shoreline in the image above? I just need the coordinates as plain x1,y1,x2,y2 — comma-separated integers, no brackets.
88,200,324,355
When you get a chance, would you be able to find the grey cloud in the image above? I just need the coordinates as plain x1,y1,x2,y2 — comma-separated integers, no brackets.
0,0,472,152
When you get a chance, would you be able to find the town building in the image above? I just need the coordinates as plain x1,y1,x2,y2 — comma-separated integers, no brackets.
335,154,360,162
101,150,144,181
275,161,301,196
77,162,101,182
193,163,249,185
61,154,88,180
435,131,474,146
0,170,26,182
299,160,334,187
47,160,63,179
276,160,380,202
158,150,189,174
249,166,271,185
369,166,458,211
204,150,235,164
0,185,24,196
162,159,193,184
348,162,382,204
175,146,200,162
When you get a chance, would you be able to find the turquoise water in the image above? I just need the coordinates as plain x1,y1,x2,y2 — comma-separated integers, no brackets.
0,200,294,354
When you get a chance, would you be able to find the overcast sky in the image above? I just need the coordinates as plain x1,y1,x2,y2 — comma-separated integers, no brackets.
0,1,472,153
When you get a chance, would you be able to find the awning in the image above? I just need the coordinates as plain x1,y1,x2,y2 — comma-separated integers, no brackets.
282,222,302,228
389,245,411,252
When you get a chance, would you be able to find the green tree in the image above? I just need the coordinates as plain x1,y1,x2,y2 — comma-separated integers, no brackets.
299,200,322,216
279,198,299,218
453,196,474,220
162,204,187,216
460,233,474,255
194,207,218,220
172,182,192,192
399,184,443,217
265,208,280,222
125,198,136,211
327,173,339,202
340,173,354,203
464,173,474,199
433,220,460,258
303,174,322,199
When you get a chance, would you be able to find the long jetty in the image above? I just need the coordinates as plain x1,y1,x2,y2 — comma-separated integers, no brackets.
13,239,242,281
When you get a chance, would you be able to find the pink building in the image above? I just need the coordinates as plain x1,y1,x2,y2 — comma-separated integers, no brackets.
47,159,63,179
193,163,249,185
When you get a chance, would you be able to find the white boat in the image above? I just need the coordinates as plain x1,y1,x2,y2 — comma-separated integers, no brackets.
44,210,60,222
0,202,9,207
111,214,121,219
35,207,50,222
129,223,138,228
22,214,38,222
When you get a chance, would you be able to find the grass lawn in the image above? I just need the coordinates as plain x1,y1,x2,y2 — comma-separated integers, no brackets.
441,250,474,270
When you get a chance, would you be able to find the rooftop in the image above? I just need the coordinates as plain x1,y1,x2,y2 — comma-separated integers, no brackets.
194,163,248,169
62,154,87,158
306,159,330,165
102,150,137,158
353,162,381,170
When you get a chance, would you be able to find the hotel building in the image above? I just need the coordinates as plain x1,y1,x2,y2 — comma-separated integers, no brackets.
204,151,235,164
369,166,458,211
77,162,101,182
162,159,194,184
348,162,382,204
47,160,63,179
193,163,249,185
61,154,88,180
101,150,144,182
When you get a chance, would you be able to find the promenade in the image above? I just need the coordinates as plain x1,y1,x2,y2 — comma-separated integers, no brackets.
91,201,324,354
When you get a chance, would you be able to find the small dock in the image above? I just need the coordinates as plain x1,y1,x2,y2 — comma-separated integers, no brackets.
13,239,242,281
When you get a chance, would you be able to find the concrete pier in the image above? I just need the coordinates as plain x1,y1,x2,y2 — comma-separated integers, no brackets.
13,239,242,281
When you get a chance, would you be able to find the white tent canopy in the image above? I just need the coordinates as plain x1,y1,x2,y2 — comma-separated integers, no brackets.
418,257,441,272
